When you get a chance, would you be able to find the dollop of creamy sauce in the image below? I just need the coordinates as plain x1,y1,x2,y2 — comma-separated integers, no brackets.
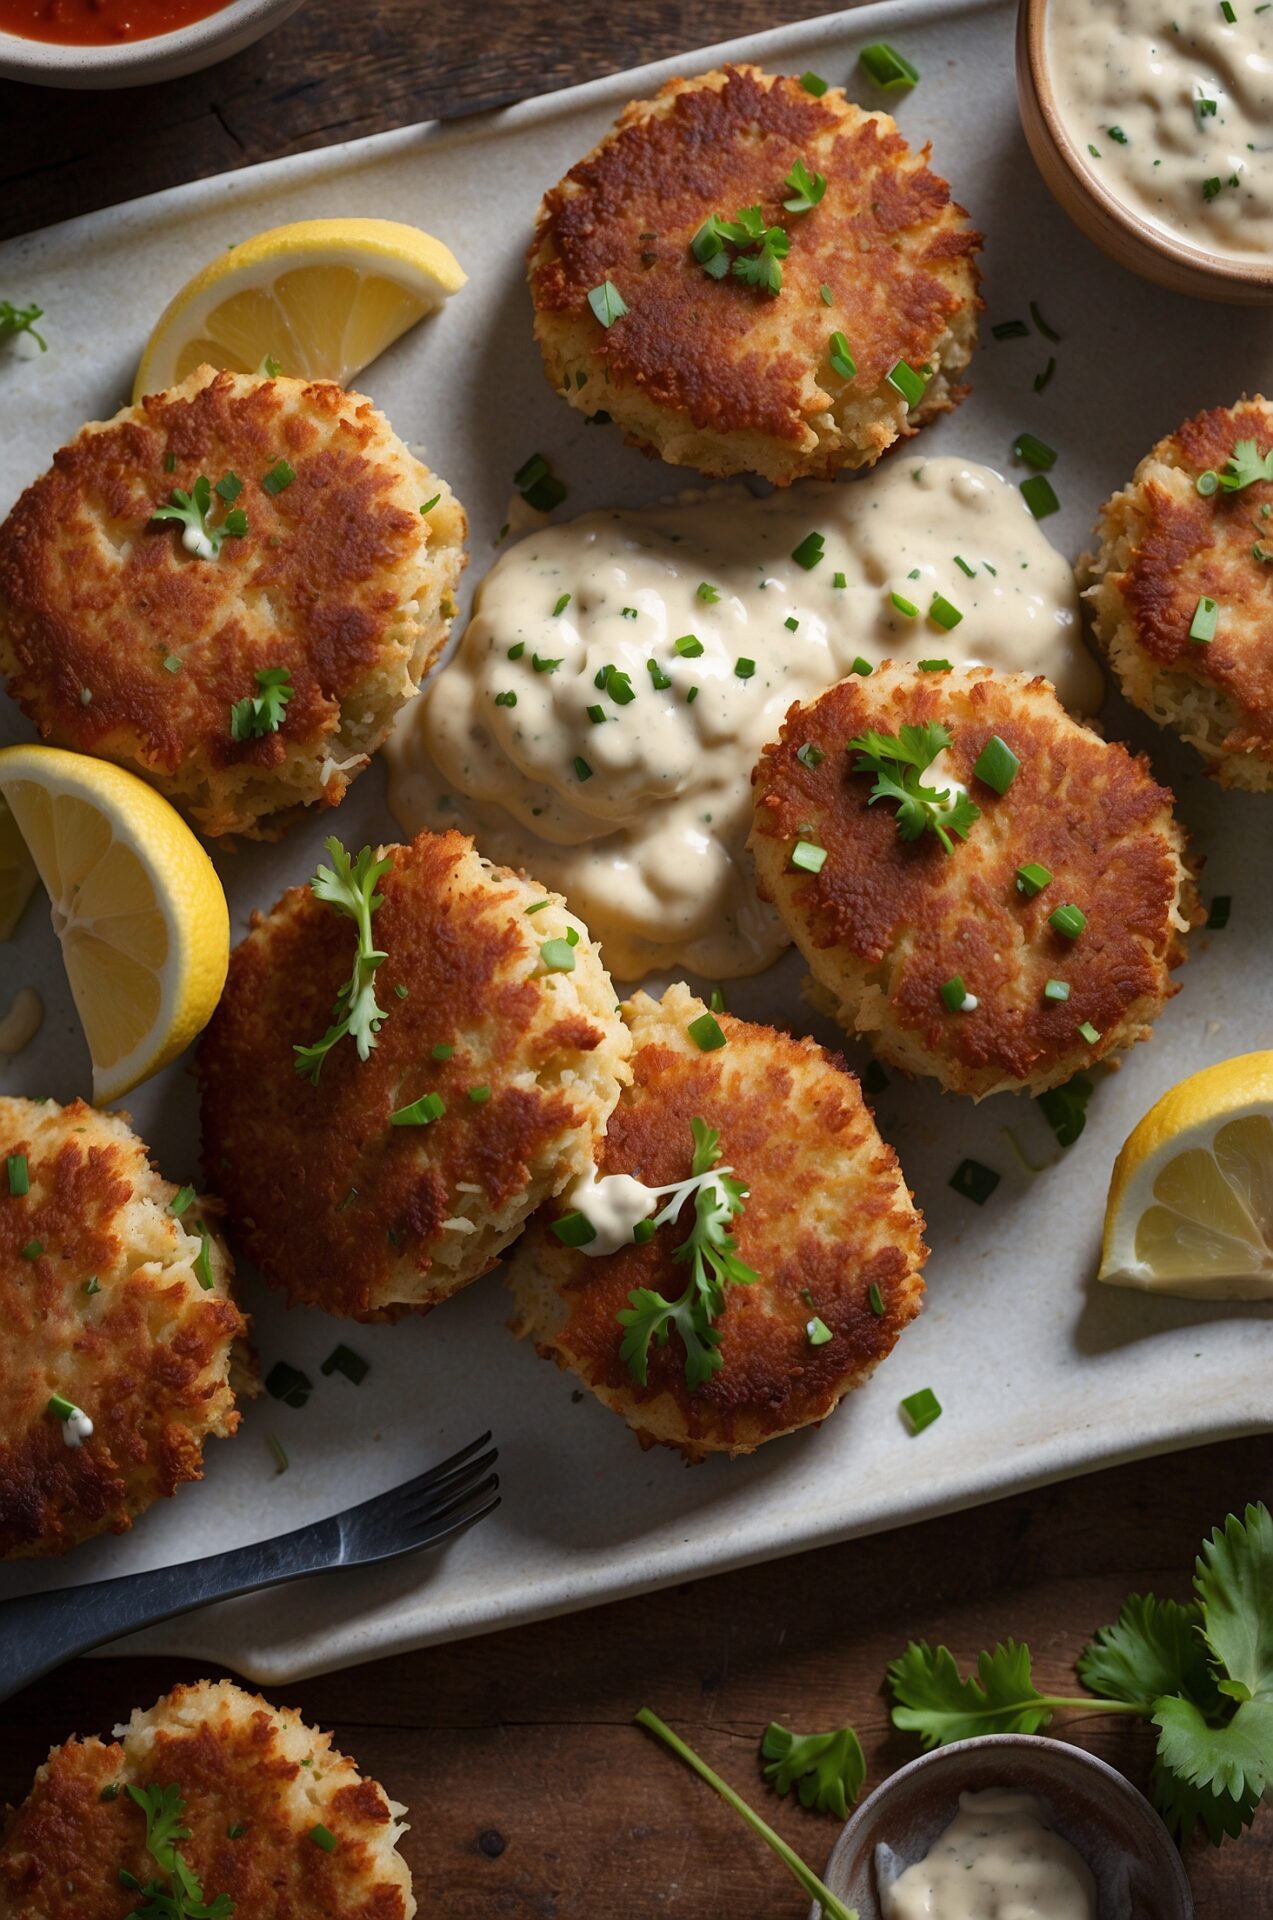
565,1168,660,1255
387,460,1099,979
60,1405,94,1449
1048,0,1273,259
881,1791,1097,1920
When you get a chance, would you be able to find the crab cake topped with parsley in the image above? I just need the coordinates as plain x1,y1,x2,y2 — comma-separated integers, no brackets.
528,64,982,486
0,365,465,840
506,981,926,1462
198,828,630,1321
750,664,1200,1100
1083,396,1273,790
0,1679,416,1919
0,1096,244,1560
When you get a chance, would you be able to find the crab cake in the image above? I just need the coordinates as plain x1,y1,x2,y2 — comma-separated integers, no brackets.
0,1679,415,1919
0,1096,243,1560
0,365,466,839
750,664,1199,1100
199,828,630,1320
528,65,981,486
507,982,926,1461
1083,396,1273,790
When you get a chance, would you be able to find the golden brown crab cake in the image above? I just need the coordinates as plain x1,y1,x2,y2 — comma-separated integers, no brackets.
0,1679,415,1919
1082,395,1273,790
0,365,466,839
506,982,926,1462
749,664,1199,1100
198,828,630,1321
0,1096,243,1560
528,64,981,485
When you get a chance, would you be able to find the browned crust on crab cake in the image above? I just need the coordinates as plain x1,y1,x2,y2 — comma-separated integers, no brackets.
528,64,982,485
0,366,466,838
0,1097,243,1560
198,829,630,1321
749,664,1200,1099
506,982,926,1462
0,1679,415,1918
1082,395,1273,790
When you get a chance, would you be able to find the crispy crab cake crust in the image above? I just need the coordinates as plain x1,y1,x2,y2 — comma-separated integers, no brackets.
0,1678,415,1919
0,1097,243,1561
198,828,630,1320
1082,395,1273,790
750,665,1199,1099
506,982,927,1461
0,366,466,839
528,64,982,485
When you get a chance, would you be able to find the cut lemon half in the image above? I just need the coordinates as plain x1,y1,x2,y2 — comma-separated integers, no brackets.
0,791,38,941
133,217,467,400
1099,1053,1273,1299
0,746,229,1105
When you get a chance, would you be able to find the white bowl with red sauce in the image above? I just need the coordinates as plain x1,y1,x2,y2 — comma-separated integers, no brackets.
0,0,304,87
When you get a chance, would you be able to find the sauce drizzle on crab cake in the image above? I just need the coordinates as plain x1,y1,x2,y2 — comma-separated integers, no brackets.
506,982,927,1462
749,663,1200,1099
0,365,466,839
528,64,982,485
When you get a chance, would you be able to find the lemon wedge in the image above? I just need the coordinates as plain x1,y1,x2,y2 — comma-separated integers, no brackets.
133,217,467,400
1099,1053,1273,1299
0,746,229,1105
0,791,38,941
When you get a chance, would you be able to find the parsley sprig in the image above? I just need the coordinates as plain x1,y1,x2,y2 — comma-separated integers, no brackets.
692,206,790,294
152,475,247,561
122,1782,234,1919
616,1118,759,1389
1197,439,1273,496
888,1502,1272,1844
762,1722,866,1819
846,721,980,855
229,666,292,741
0,300,46,350
294,839,394,1083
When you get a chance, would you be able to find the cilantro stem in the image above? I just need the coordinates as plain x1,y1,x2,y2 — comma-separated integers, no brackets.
635,1709,858,1920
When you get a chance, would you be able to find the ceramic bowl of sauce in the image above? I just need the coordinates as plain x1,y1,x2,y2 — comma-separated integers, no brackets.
0,0,304,87
1017,0,1273,302
810,1733,1193,1920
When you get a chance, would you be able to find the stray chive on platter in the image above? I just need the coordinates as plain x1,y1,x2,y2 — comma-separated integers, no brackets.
0,0,1269,1685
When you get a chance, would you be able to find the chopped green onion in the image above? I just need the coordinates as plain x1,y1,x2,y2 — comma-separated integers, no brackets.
900,1387,942,1433
688,1011,727,1052
949,1159,1000,1205
1012,432,1057,471
1015,862,1052,897
309,1825,338,1853
1020,475,1060,519
228,1822,250,1839
647,659,672,690
1043,978,1070,1002
169,1183,197,1216
819,283,834,305
215,472,242,502
791,840,827,873
891,592,919,616
806,1316,833,1346
432,1039,456,1056
21,1238,42,1260
321,1344,369,1385
953,555,976,578
886,358,927,407
539,938,577,973
850,656,873,676
194,1222,215,1289
929,593,963,630
917,658,951,671
991,319,1029,340
84,1275,101,1295
828,331,856,379
47,1392,78,1422
784,616,799,632
1189,595,1218,644
796,741,824,769
1029,300,1061,341
391,1092,446,1126
1206,895,1231,929
573,756,593,781
1076,1020,1102,1045
163,654,182,673
674,633,704,657
1049,903,1087,940
6,1152,29,1196
791,531,825,570
587,704,606,725
697,581,721,603
420,494,440,514
940,975,972,1012
264,1360,312,1409
972,735,1020,794
860,41,919,88
468,1085,492,1104
552,1210,598,1247
868,1282,886,1316
800,69,829,94
587,280,629,327
494,690,518,708
1221,0,1236,18
735,657,756,679
553,592,571,615
262,458,296,494
710,987,727,1013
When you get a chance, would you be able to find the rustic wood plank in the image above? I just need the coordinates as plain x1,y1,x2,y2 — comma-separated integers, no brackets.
4,1437,1269,1914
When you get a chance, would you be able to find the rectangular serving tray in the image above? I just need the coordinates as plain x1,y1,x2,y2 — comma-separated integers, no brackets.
0,0,1269,1684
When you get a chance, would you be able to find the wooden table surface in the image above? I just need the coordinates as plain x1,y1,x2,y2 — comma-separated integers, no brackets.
1,2,1270,1911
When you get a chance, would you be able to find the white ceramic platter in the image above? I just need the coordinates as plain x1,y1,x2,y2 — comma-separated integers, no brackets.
0,0,1269,1685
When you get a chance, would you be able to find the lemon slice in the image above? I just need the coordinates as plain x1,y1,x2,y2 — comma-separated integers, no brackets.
134,217,467,400
0,746,229,1105
1099,1053,1273,1299
0,791,38,941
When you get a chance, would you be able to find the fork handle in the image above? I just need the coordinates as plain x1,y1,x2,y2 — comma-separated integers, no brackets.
0,1517,343,1704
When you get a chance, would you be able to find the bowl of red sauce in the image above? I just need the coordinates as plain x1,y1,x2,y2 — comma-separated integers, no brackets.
0,0,304,86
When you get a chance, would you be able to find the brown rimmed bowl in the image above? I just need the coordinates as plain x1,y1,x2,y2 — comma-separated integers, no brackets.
1016,0,1273,304
809,1733,1194,1919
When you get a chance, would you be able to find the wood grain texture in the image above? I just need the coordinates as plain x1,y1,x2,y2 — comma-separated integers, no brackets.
3,1438,1270,1914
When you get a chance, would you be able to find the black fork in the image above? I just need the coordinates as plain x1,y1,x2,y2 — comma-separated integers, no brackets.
0,1432,498,1702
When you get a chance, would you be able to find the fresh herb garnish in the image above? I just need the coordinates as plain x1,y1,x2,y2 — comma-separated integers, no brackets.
949,1158,1000,1204
1012,432,1057,471
1197,439,1273,496
6,1152,29,1196
262,458,296,495
514,451,567,513
1190,596,1219,644
264,1360,312,1408
1036,1072,1094,1147
782,157,827,212
229,666,292,741
587,280,629,327
152,474,247,560
122,1782,235,1919
0,300,46,350
860,40,919,88
901,1386,942,1433
846,721,980,855
972,734,1020,794
1020,474,1060,519
761,1723,866,1818
293,840,394,1082
828,330,856,379
692,207,790,294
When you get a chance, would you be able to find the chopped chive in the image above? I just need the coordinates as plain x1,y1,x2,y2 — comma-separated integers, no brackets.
533,654,563,673
800,69,829,94
391,1092,446,1126
1015,862,1052,897
1037,1071,1094,1147
6,1152,29,1196
552,1210,598,1248
791,530,826,570
784,616,800,632
587,704,607,725
573,756,593,781
196,1228,217,1295
832,570,847,588
1049,903,1087,940
169,1183,197,1216
1044,978,1070,1002
734,657,756,679
828,330,856,379
553,592,571,615
1029,300,1061,341
21,1237,42,1259
432,1039,456,1056
420,494,441,514
940,975,972,1012
309,1825,338,1853
587,280,628,327
886,358,927,407
1033,357,1057,394
697,581,721,603
539,938,577,973
674,633,704,657
929,593,963,630
215,472,242,502
47,1392,77,1421
710,987,727,1013
949,1159,1000,1204
850,656,873,676
868,1281,886,1316
321,1344,369,1385
1020,474,1059,519
262,458,296,495
791,840,827,873
796,741,824,769
1012,432,1057,471
163,654,182,673
900,1387,942,1433
1108,124,1130,143
508,642,525,660
860,40,919,88
164,451,177,472
806,1316,833,1346
991,318,1029,339
1076,1020,1102,1045
620,606,637,619
973,735,1020,793
953,554,977,578
688,1011,727,1052
819,282,834,305
468,1085,492,1104
918,658,951,671
1222,0,1236,18
264,1360,312,1409
1189,596,1218,644
890,591,919,617
494,690,518,708
647,659,672,690
1206,895,1231,929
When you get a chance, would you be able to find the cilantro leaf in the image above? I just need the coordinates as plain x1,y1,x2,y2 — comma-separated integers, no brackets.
152,474,248,561
887,1640,1058,1745
229,666,292,741
1036,1073,1094,1149
691,205,790,294
1149,1754,1262,1845
126,1784,190,1872
1077,1594,1220,1713
782,157,828,213
0,300,46,350
122,1782,235,1919
1152,1692,1273,1801
1195,1502,1273,1704
294,839,395,1082
1220,439,1273,491
846,722,981,856
761,1722,866,1819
